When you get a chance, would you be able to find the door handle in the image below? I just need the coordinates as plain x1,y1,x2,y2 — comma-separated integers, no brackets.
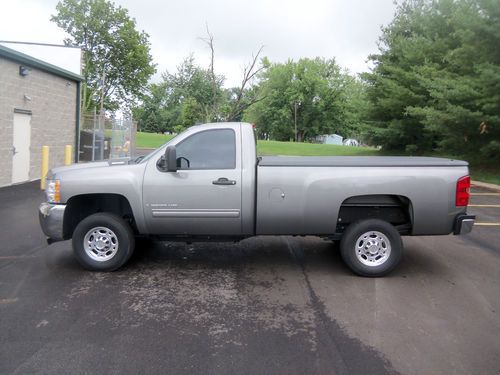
12,147,18,155
212,177,236,186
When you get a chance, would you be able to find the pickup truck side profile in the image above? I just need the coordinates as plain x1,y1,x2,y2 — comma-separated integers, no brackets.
39,122,475,277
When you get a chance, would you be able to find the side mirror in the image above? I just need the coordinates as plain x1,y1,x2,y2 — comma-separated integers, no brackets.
165,145,177,172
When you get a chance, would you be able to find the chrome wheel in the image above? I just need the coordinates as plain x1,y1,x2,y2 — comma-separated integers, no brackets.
83,226,119,262
355,231,391,267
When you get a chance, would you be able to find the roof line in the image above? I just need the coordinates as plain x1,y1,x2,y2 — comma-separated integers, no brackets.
0,40,82,49
0,44,83,82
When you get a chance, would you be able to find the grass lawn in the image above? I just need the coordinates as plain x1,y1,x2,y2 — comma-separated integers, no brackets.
136,132,379,156
135,131,499,185
257,140,379,156
136,132,174,148
469,164,500,185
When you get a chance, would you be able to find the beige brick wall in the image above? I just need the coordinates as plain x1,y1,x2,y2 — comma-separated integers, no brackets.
0,57,78,187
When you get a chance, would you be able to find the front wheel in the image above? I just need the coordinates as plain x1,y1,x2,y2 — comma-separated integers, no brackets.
340,219,402,277
72,213,135,271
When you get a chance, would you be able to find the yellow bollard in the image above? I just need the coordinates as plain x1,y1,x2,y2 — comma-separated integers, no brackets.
41,146,49,190
64,145,72,166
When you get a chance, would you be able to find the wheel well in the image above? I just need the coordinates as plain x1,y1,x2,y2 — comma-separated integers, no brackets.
63,194,136,239
337,194,413,234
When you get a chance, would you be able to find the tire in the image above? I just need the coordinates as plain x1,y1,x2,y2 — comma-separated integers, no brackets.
72,213,135,271
340,219,402,277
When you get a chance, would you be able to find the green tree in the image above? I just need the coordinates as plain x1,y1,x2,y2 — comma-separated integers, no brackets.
162,56,224,123
363,0,500,158
52,0,156,112
244,57,358,141
135,57,224,133
343,77,372,142
133,83,169,133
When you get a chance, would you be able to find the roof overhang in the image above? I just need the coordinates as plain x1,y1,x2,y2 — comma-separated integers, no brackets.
0,44,83,82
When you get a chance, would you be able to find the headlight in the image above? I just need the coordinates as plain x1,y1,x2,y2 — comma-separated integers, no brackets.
46,179,61,203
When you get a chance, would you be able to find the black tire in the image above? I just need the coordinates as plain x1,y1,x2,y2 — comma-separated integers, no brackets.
340,219,402,277
72,213,135,271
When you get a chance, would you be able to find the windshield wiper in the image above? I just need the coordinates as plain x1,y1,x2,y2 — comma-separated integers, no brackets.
129,155,145,164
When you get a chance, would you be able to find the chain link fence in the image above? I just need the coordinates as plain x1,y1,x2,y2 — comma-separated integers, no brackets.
78,112,136,162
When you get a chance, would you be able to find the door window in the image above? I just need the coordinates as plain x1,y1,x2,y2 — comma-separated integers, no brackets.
175,129,236,170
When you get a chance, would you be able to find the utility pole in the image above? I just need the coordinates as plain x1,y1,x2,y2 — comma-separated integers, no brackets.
99,67,106,161
294,101,300,142
92,107,96,161
100,67,106,115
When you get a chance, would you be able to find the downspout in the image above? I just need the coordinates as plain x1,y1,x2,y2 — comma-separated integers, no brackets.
74,80,81,163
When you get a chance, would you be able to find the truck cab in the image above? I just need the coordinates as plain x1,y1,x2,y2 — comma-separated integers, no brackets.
141,123,256,237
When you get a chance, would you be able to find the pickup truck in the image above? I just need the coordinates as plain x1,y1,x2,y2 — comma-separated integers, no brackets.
39,122,475,277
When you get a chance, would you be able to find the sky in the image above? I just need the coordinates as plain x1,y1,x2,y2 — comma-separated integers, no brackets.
0,0,397,87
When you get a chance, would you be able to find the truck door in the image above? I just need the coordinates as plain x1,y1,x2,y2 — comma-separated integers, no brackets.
142,127,242,236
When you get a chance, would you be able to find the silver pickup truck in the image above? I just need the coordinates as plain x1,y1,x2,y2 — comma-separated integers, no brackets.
39,122,475,276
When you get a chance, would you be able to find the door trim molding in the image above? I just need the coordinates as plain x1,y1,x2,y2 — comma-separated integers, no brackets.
152,209,241,218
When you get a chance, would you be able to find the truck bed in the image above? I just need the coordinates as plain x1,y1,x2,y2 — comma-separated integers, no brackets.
255,156,469,236
258,156,468,167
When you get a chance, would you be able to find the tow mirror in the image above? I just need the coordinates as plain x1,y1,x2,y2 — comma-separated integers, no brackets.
165,145,177,172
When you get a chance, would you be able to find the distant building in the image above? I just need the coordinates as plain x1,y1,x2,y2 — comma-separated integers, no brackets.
315,134,343,145
0,44,82,187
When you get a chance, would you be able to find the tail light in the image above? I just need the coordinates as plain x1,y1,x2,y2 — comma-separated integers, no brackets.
456,176,470,207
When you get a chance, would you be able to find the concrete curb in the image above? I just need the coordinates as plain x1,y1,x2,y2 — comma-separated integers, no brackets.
472,180,500,192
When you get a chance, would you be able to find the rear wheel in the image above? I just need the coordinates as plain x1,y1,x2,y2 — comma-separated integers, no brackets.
72,213,135,271
340,219,402,277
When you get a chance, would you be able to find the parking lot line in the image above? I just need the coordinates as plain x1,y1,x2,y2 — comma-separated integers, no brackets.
468,204,500,207
474,223,500,226
470,193,500,196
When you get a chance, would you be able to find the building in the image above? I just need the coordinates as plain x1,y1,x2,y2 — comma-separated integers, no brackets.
315,134,343,145
0,44,82,187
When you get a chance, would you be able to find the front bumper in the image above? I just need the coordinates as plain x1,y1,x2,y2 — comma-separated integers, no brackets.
39,202,66,243
453,214,476,235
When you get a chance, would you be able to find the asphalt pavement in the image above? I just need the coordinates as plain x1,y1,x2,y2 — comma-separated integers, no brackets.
1,181,499,374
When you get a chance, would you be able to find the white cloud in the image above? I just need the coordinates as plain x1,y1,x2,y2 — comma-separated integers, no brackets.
0,0,66,43
0,0,396,87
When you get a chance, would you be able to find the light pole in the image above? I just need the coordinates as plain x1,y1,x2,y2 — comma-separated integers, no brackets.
294,101,301,142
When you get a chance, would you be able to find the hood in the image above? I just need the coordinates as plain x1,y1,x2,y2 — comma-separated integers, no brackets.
48,158,131,179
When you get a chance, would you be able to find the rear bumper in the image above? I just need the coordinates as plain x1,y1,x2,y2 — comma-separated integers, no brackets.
453,214,475,235
39,202,66,243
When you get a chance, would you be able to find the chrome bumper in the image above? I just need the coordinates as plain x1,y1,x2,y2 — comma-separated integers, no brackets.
453,214,475,235
39,202,66,243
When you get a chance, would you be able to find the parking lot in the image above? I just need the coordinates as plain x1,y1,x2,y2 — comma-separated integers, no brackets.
1,181,499,374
